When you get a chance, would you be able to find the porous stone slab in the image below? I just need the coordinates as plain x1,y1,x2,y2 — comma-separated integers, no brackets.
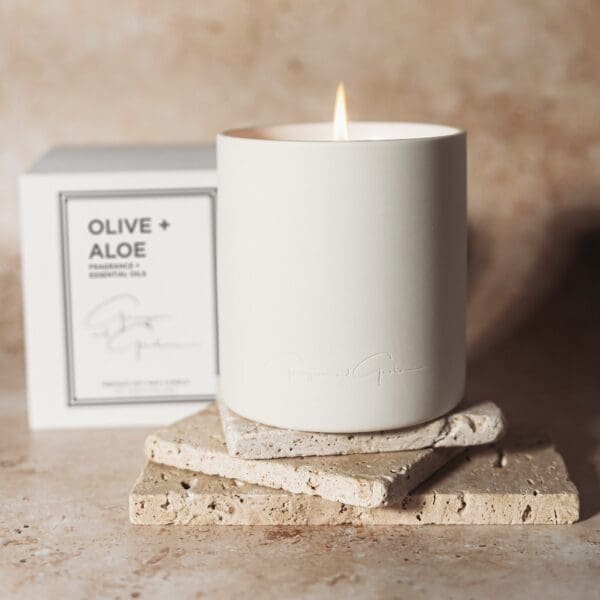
219,399,506,459
131,436,579,525
144,405,460,508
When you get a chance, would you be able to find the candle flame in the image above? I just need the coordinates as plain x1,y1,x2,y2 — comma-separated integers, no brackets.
333,81,348,141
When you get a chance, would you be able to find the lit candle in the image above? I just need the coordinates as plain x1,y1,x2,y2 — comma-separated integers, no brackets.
333,81,348,141
217,87,466,433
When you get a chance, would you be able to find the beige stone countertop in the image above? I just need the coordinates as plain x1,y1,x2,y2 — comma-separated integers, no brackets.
0,377,598,599
2,252,600,598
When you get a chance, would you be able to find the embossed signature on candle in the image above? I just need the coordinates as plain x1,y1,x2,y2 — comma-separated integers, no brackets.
85,293,202,360
268,352,424,387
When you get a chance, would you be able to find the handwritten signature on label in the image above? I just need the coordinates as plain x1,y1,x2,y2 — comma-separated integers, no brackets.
85,294,201,360
267,352,424,388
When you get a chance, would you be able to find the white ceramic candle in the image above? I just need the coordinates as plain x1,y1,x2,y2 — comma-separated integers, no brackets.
217,122,466,432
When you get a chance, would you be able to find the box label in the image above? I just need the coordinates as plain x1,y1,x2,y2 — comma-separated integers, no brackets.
60,189,217,405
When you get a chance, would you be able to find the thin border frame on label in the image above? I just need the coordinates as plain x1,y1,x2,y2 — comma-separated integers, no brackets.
59,188,218,407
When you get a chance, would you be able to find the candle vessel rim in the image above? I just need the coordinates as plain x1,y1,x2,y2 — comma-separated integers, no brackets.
220,121,465,143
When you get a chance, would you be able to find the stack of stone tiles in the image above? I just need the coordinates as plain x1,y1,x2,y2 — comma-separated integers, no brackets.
129,399,579,525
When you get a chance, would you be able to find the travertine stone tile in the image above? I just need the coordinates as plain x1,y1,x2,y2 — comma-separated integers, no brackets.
132,437,579,525
218,400,506,459
144,405,460,508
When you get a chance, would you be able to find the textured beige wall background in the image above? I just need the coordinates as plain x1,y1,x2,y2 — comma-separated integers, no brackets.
0,0,599,356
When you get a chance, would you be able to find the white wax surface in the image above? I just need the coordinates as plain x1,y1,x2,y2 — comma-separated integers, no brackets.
222,122,463,142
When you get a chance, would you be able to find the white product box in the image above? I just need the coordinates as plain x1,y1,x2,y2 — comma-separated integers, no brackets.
20,145,218,429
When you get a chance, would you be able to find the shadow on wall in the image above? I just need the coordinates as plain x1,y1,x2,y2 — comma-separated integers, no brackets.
468,219,600,521
467,186,600,357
